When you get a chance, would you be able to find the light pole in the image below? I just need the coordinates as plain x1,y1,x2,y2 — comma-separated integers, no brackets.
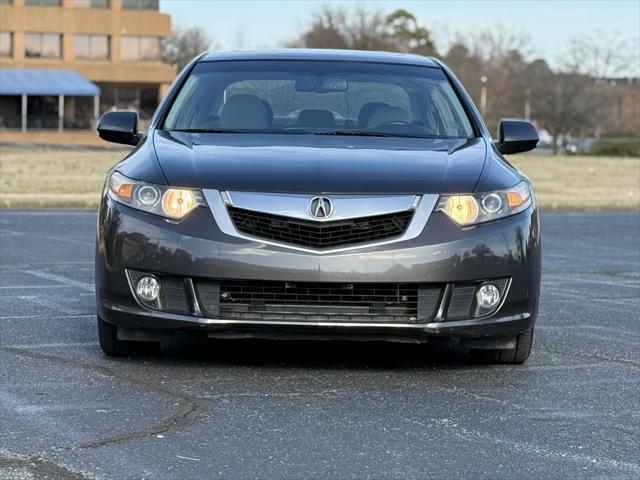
480,75,488,117
524,89,531,121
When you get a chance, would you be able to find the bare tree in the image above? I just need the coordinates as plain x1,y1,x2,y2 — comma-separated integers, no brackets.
530,32,633,153
288,6,389,50
563,30,636,79
444,27,531,133
443,43,483,93
162,26,212,71
288,6,436,54
470,25,532,65
524,60,592,153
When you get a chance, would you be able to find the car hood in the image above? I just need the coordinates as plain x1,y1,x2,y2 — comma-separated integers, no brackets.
153,131,487,194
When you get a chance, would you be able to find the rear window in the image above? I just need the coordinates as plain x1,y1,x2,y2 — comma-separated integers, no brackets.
163,60,475,139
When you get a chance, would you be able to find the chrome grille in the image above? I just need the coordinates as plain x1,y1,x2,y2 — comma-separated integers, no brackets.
227,206,414,249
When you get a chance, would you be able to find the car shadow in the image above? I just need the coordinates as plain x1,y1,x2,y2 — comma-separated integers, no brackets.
147,334,477,370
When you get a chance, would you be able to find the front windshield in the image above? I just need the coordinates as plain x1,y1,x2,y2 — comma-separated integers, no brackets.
163,60,475,139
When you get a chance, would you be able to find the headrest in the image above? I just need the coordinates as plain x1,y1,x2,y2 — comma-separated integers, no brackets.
366,105,411,129
220,94,269,129
297,109,336,128
358,102,389,127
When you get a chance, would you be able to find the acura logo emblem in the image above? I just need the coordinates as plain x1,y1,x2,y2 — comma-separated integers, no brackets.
309,196,333,219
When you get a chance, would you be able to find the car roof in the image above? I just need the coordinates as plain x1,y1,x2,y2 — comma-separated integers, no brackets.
200,49,440,67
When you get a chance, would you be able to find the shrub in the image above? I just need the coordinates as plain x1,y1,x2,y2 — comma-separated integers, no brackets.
588,139,640,157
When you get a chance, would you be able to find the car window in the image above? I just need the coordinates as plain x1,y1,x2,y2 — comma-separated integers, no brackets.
163,60,475,139
430,86,471,137
226,80,411,119
163,74,201,128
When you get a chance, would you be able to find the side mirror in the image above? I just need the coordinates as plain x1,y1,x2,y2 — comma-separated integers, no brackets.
97,111,141,146
496,119,539,154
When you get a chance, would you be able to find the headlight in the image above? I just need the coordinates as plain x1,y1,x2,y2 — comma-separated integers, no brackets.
107,171,206,220
437,181,532,226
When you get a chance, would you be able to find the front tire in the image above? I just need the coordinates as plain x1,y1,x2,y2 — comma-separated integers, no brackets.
470,329,533,365
97,316,160,357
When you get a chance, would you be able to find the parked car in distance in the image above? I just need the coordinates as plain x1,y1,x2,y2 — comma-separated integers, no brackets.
95,49,540,363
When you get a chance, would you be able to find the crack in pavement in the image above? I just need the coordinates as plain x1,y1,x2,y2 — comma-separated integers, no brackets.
1,346,203,450
536,345,640,368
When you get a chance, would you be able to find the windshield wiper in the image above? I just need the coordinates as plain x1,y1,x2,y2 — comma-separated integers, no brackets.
169,128,252,134
169,128,437,139
168,128,319,135
316,130,431,139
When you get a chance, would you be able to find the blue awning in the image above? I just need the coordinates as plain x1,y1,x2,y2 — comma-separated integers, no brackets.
0,69,100,96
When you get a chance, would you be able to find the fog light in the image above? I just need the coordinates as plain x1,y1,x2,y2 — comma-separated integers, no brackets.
136,276,160,302
476,283,500,309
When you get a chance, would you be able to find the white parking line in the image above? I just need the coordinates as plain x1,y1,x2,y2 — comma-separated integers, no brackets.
0,211,96,216
17,295,79,315
3,342,98,349
44,235,94,247
544,275,640,289
0,284,83,290
20,270,94,292
538,324,640,338
0,313,94,320
537,327,640,347
0,229,25,236
544,289,640,308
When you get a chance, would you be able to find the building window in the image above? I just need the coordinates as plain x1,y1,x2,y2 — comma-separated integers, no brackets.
25,32,62,58
63,96,94,129
27,96,59,129
25,0,61,5
74,0,109,7
0,32,12,57
121,36,160,61
74,34,109,60
122,0,158,9
0,96,21,129
98,83,159,119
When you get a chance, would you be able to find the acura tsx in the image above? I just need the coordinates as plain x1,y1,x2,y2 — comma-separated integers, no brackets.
95,49,540,363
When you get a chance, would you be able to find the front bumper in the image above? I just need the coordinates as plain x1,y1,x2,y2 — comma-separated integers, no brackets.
96,197,541,342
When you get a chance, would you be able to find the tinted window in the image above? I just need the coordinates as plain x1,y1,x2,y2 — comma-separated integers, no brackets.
24,32,61,58
97,83,158,119
122,0,158,9
74,34,108,59
0,96,21,128
0,32,12,57
121,36,160,61
164,61,475,139
226,79,412,118
74,0,109,7
25,0,60,5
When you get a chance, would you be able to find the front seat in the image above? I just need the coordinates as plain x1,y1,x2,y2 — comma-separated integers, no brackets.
366,105,411,129
297,109,336,128
358,102,389,127
220,94,270,129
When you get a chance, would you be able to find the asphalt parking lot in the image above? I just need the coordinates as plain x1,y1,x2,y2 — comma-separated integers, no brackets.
0,210,638,479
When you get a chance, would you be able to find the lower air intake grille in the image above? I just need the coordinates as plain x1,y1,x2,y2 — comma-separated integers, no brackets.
227,206,414,249
195,280,442,323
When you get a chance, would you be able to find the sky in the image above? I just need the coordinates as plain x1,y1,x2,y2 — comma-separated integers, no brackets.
160,0,640,75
